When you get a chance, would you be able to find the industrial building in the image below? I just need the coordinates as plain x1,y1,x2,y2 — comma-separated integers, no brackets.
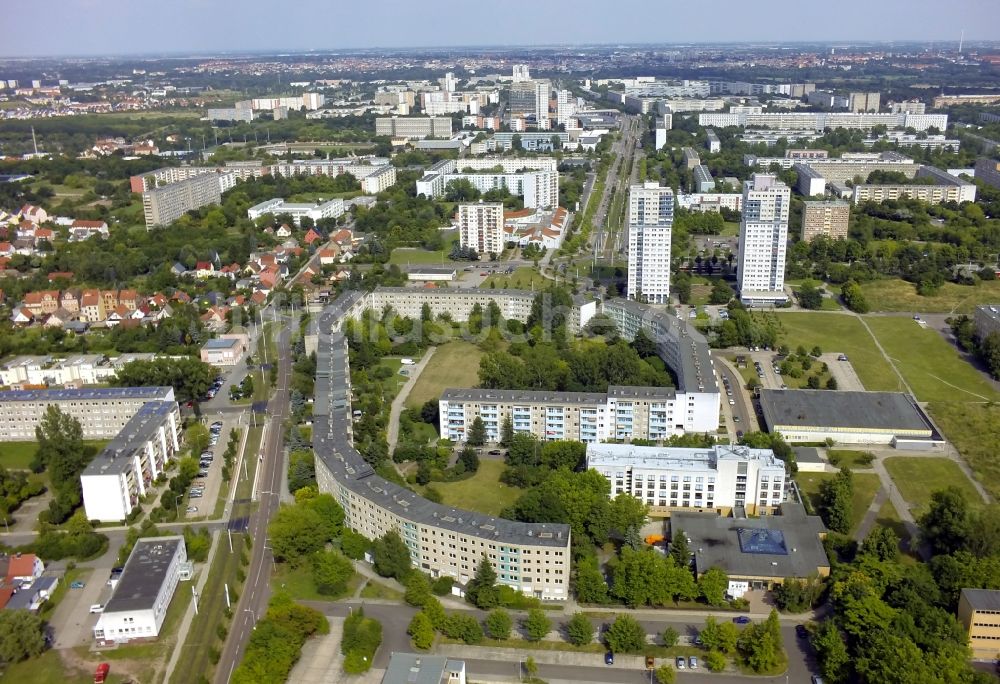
758,389,936,446
586,443,786,516
671,503,830,594
93,537,188,645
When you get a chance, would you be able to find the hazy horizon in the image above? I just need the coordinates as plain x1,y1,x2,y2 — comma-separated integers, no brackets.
4,0,998,59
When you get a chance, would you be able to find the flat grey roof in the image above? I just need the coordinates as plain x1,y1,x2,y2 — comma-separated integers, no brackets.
441,388,610,405
103,537,183,613
962,588,1000,611
383,653,464,684
404,266,457,275
673,503,829,580
792,447,824,464
759,389,933,433
82,401,177,477
976,305,1000,325
0,386,173,403
203,338,239,349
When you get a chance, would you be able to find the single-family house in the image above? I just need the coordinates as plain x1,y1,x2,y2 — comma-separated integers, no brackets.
69,220,109,241
303,228,322,245
195,262,215,279
80,289,106,323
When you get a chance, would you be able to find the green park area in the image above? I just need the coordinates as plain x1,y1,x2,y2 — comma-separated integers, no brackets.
928,402,1000,501
865,317,1000,403
860,278,1000,314
421,459,523,517
0,440,108,471
796,471,881,534
772,312,900,392
883,457,984,517
482,266,549,290
388,247,452,265
405,342,484,410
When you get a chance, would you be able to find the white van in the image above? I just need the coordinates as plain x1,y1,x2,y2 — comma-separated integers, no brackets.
400,358,416,366
90,604,104,613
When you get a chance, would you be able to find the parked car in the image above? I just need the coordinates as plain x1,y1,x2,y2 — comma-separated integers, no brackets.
488,450,503,456
689,656,698,669
186,506,198,513
675,656,686,670
89,604,104,614
604,652,614,665
796,624,809,639
70,581,85,589
94,663,110,684
733,616,751,624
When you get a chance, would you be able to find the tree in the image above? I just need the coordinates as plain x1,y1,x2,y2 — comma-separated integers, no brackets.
466,417,487,446
268,504,327,565
407,611,435,650
404,572,432,607
705,650,726,672
111,357,215,404
811,620,851,684
796,281,824,309
443,614,483,644
841,281,869,314
485,608,513,640
466,556,499,609
499,415,514,447
565,612,594,646
372,530,412,580
605,614,646,653
574,558,609,604
919,486,972,556
422,597,447,630
699,567,729,606
819,467,854,534
459,447,480,473
661,626,679,647
540,440,586,470
670,530,691,571
341,528,371,560
32,405,86,485
654,664,676,684
0,609,46,664
861,525,900,562
699,617,738,655
737,609,783,673
311,550,354,596
523,608,552,642
524,656,538,678
708,279,733,305
185,423,211,457
981,332,1000,378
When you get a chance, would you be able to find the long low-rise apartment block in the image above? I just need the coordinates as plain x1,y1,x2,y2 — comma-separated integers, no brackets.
746,151,918,181
852,165,976,205
586,443,786,516
699,111,947,131
142,173,229,229
81,400,181,521
312,292,572,601
0,386,175,441
415,158,559,209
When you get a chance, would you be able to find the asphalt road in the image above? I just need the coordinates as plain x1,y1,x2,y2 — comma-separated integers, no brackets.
712,355,755,436
214,312,293,683
592,115,640,262
308,601,817,683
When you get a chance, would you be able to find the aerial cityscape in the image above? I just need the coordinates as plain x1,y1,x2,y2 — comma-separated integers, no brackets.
0,2,1000,683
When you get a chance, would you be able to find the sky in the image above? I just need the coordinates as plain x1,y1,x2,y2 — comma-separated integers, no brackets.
4,0,999,58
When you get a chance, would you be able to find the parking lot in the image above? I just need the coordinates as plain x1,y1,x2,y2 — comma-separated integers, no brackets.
742,350,866,392
185,414,244,520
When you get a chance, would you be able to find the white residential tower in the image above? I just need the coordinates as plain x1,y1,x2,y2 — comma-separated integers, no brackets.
627,183,674,305
737,174,790,306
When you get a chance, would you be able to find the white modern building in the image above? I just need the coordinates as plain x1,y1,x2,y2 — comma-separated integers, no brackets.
247,197,345,226
705,129,721,153
80,401,181,521
676,193,742,213
738,174,790,306
587,443,786,515
93,537,188,645
698,111,947,132
654,117,670,151
415,158,559,209
457,202,504,256
626,183,674,305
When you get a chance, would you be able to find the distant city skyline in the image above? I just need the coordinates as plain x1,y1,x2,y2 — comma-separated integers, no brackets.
4,0,999,59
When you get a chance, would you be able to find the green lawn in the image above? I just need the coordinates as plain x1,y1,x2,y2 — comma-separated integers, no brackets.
860,278,1000,314
388,248,451,265
0,441,40,470
796,471,881,534
419,459,523,517
721,222,740,237
405,342,484,410
271,561,362,602
865,317,1000,403
773,312,900,392
0,649,132,684
883,456,984,517
929,402,1000,501
481,266,549,290
826,450,875,469
359,579,404,601
873,498,911,547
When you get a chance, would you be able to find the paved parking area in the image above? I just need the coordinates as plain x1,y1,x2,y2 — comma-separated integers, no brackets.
186,414,245,520
820,353,865,391
286,617,355,683
52,567,114,649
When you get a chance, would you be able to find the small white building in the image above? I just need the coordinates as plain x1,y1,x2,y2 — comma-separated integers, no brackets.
93,537,187,645
247,197,345,226
200,337,244,366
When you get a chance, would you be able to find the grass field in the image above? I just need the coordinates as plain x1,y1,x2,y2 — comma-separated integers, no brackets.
420,460,523,517
0,440,108,471
883,457,984,517
272,562,362,602
388,248,452,265
827,450,875,469
865,317,1000,403
482,266,549,290
873,498,911,546
359,579,404,601
0,649,133,684
405,342,483,410
796,471,881,534
929,402,1000,501
773,312,900,392
860,278,1000,314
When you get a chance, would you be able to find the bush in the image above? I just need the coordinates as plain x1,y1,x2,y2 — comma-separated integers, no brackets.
705,650,727,672
341,608,382,674
431,576,454,596
523,609,552,642
442,613,483,644
605,614,646,653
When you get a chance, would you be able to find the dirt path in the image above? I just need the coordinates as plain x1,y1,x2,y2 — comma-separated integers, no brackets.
385,348,437,454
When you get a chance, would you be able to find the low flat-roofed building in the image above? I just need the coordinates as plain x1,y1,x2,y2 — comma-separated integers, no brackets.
93,536,187,645
247,197,345,226
382,653,467,684
405,266,457,282
671,502,830,593
759,389,935,445
200,337,244,366
792,447,828,473
958,588,1000,659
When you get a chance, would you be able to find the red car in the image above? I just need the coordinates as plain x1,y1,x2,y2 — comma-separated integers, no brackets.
94,663,110,683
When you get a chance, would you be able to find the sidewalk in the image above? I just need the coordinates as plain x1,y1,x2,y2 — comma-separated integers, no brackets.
385,348,437,454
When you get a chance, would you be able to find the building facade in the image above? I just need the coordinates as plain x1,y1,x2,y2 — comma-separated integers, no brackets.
375,116,453,139
699,111,947,132
626,183,674,305
738,174,790,305
246,197,345,226
975,158,1000,190
415,158,559,209
958,589,1000,659
849,92,881,113
457,202,504,256
801,201,850,241
93,537,187,644
586,443,786,516
142,174,226,229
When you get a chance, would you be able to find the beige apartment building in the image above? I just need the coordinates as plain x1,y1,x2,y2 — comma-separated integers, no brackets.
801,200,850,241
458,202,504,256
958,589,1000,659
142,174,225,228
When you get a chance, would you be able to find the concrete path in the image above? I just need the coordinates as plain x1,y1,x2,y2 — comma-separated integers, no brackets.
385,348,437,454
853,485,890,543
870,456,923,552
285,616,384,684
